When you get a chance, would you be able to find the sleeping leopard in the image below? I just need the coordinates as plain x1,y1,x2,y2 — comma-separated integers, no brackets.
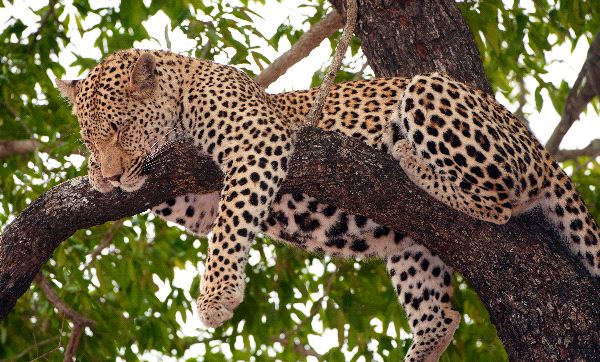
56,49,600,362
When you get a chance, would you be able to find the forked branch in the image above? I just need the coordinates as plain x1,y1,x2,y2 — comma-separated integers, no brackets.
35,274,94,362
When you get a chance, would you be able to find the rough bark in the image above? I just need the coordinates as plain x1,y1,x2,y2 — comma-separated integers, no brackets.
325,0,600,359
330,0,492,94
1,0,599,361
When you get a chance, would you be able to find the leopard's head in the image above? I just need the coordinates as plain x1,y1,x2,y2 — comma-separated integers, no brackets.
56,49,181,192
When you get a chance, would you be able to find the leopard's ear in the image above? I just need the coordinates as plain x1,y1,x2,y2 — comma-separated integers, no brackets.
55,79,80,104
129,52,157,98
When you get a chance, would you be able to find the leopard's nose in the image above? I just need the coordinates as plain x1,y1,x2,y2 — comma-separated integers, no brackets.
106,173,122,182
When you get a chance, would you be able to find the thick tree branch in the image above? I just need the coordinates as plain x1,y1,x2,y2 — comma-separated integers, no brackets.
1,131,599,360
546,31,600,155
254,11,343,89
0,139,40,159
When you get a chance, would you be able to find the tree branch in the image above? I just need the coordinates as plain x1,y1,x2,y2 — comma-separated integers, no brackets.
254,11,343,89
545,31,600,155
82,219,123,271
514,76,528,124
555,138,600,162
1,130,599,360
306,0,357,126
2,335,61,361
270,267,336,358
34,274,94,362
0,139,40,159
27,0,58,53
329,0,493,94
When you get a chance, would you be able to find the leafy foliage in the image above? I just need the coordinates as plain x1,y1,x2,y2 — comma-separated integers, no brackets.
459,0,600,114
0,0,596,360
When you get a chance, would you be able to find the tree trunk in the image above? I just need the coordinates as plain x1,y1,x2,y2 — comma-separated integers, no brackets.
330,0,492,94
0,1,599,361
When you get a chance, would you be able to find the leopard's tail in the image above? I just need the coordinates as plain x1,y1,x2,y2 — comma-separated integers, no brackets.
540,160,600,276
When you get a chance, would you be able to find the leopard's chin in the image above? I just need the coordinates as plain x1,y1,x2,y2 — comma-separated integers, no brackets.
119,176,147,192
89,176,115,193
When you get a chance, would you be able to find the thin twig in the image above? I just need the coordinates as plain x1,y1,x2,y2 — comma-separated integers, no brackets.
305,0,358,127
353,58,369,80
272,335,323,358
0,100,33,136
254,11,343,88
0,100,18,118
27,0,58,53
514,76,527,124
1,336,61,361
271,267,338,358
83,219,124,271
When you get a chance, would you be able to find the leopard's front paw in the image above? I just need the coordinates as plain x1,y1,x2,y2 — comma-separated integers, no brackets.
198,279,245,328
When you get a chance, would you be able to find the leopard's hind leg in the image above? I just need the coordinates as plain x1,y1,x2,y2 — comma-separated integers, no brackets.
391,138,511,224
386,241,460,362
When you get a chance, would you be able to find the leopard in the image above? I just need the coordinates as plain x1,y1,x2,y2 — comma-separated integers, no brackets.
55,48,599,361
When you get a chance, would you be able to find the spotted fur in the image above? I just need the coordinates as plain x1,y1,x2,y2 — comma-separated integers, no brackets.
55,49,598,362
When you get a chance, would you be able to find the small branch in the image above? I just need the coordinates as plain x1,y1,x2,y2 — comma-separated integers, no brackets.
34,274,94,362
2,335,61,361
514,76,527,124
0,100,33,136
0,100,18,119
82,219,124,271
555,139,600,162
27,0,58,53
272,335,323,358
254,11,343,88
35,274,94,327
305,0,357,127
0,139,40,159
64,324,83,362
546,31,600,155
